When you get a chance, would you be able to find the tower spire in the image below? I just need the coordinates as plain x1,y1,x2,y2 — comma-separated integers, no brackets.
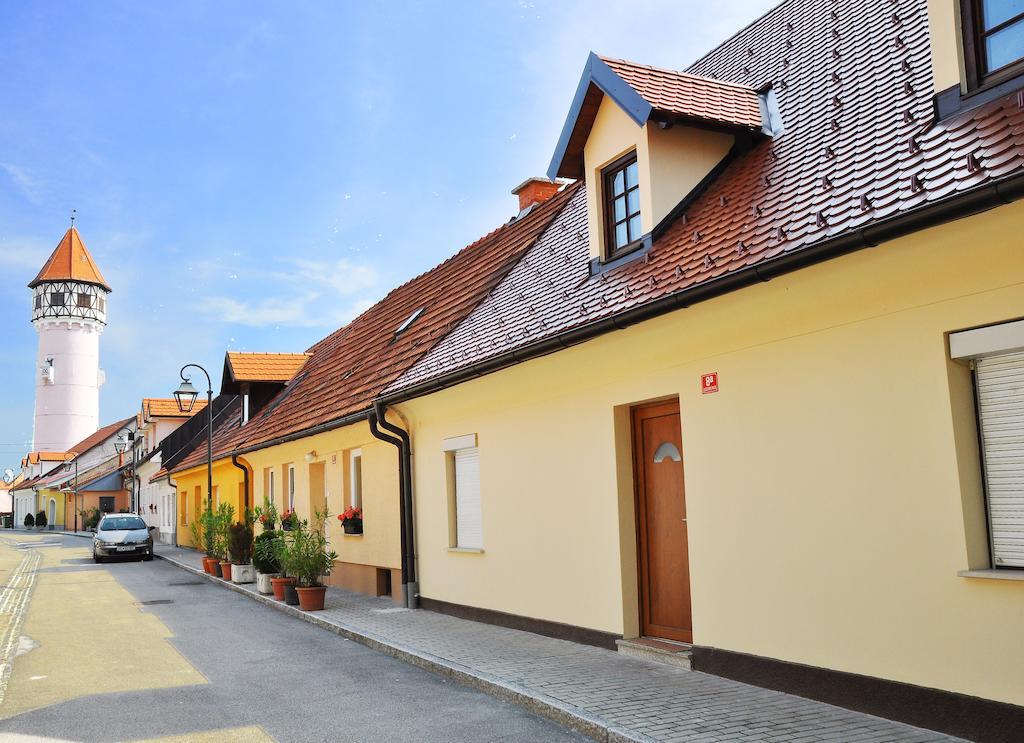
70,209,76,228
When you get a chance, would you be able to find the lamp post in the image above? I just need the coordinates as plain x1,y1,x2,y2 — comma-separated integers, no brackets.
174,364,213,512
62,453,79,532
114,427,137,513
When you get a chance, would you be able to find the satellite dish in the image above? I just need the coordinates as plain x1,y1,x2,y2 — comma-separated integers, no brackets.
2,468,14,484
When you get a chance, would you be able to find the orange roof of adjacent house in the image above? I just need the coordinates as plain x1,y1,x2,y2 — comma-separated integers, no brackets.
67,416,134,457
225,352,311,383
26,451,67,464
142,397,208,421
28,227,111,292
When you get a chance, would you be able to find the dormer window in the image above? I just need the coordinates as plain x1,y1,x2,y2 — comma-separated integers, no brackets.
603,152,642,258
962,0,1024,90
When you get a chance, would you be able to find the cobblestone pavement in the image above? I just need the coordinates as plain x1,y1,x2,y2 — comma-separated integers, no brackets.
151,540,960,743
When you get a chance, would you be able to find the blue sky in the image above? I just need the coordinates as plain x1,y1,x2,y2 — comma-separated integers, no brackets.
0,0,775,468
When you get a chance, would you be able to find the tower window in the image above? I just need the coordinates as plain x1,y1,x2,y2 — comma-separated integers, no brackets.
76,293,92,309
98,296,106,312
48,292,65,307
602,151,642,258
34,294,41,309
962,0,1024,89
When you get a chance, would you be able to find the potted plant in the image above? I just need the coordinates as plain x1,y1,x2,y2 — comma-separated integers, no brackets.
338,506,363,535
290,508,338,611
254,500,278,532
23,512,34,529
254,530,281,594
270,532,297,602
229,518,255,584
198,507,219,575
280,508,296,531
215,503,235,581
35,510,47,531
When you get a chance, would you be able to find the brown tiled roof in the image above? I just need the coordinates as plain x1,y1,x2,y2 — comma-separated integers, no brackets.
600,56,763,130
170,185,579,468
28,227,111,292
142,397,208,421
390,0,1024,392
168,397,244,473
67,416,134,457
225,352,310,383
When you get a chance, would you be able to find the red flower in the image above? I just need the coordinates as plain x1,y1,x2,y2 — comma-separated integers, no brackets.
338,506,362,523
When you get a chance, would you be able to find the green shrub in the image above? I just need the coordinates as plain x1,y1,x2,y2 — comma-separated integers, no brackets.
23,512,34,528
36,510,47,528
279,509,337,588
253,531,281,574
228,521,253,564
80,507,101,530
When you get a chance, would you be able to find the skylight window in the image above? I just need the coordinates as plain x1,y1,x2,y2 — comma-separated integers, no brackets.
395,307,425,338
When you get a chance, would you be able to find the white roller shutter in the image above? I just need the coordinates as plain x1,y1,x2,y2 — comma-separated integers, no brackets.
976,350,1024,568
454,447,482,549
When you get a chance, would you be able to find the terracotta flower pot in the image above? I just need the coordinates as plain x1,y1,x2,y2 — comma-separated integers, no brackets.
202,557,218,575
213,561,223,578
296,586,327,611
220,562,233,581
270,576,295,601
283,583,300,605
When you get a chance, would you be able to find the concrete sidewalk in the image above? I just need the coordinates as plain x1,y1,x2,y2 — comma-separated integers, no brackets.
148,541,957,743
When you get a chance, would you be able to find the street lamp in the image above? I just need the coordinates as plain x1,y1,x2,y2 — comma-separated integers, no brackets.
175,364,213,511
115,427,137,513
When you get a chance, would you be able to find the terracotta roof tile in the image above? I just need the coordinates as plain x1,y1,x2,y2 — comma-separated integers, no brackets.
225,352,310,383
168,397,244,473
27,451,67,464
142,397,208,421
390,0,1024,392
171,185,579,466
66,416,134,457
28,227,111,292
600,56,764,130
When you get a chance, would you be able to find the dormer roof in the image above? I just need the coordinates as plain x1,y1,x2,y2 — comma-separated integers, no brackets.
142,397,208,422
28,227,111,292
548,52,767,180
220,352,311,394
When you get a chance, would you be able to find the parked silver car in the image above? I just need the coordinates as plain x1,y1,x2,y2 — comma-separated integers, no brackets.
93,514,153,563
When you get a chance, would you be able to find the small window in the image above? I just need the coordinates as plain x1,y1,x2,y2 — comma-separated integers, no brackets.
34,294,41,309
267,469,275,504
395,307,425,339
602,151,642,258
962,0,1024,89
76,293,92,308
288,464,296,509
242,394,249,424
350,449,363,509
97,296,106,312
49,292,65,307
447,444,482,550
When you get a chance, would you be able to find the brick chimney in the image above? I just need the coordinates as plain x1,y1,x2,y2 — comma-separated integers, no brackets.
511,177,560,211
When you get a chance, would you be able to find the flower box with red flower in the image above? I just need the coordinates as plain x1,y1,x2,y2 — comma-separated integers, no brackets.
280,509,297,531
338,507,363,535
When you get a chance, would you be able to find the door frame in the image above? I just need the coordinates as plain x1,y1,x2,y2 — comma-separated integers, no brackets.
631,397,692,643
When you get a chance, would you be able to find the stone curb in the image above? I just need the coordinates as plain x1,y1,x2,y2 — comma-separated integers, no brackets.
150,548,647,743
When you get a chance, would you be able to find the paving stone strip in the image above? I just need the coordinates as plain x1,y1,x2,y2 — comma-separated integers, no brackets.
127,538,961,743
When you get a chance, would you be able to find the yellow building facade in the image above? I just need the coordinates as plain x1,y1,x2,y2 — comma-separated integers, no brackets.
173,458,246,549
399,198,1024,708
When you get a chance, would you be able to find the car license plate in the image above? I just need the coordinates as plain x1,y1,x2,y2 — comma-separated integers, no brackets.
116,546,135,552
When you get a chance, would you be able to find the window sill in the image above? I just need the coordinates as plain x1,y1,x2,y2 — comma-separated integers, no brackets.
935,72,1024,121
342,532,363,538
589,234,652,277
957,569,1024,582
447,547,484,555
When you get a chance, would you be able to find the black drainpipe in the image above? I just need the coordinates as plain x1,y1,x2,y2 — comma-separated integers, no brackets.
231,455,250,512
369,402,417,608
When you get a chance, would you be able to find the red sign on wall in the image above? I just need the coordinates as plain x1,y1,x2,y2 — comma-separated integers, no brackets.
701,372,719,394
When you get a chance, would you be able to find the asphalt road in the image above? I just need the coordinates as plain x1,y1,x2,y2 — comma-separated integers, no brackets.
0,534,585,742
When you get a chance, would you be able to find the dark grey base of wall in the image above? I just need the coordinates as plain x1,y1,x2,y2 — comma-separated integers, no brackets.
692,646,1024,743
419,597,620,650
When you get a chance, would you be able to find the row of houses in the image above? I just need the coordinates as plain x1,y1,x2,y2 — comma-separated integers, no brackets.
9,1,1024,738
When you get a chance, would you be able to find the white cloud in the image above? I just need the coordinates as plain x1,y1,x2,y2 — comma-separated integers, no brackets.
198,255,380,328
0,162,46,205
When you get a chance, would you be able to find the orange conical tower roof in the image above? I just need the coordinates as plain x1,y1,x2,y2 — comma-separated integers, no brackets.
28,227,111,292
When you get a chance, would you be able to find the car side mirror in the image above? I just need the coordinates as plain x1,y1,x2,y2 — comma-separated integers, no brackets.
148,525,157,532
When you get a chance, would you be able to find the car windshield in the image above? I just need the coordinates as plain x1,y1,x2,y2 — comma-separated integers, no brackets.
99,516,146,531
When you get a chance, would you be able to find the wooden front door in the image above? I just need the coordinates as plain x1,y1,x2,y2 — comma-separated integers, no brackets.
633,400,692,643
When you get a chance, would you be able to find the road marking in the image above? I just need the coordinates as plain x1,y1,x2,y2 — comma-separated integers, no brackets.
0,547,41,709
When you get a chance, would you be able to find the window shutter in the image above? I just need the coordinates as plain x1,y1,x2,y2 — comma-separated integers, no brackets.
454,447,482,549
976,350,1024,568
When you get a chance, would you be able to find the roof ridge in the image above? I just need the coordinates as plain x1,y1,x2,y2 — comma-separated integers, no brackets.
599,54,759,92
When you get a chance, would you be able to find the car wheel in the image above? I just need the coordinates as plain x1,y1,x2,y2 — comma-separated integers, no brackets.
93,552,103,564
142,552,153,562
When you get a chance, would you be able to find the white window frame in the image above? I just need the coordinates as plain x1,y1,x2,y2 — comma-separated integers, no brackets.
288,464,296,510
350,449,363,510
242,393,250,424
268,469,275,504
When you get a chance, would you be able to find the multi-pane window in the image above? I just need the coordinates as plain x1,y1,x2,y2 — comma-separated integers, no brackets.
49,292,65,307
963,0,1024,87
34,294,41,309
76,292,92,308
602,151,642,257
